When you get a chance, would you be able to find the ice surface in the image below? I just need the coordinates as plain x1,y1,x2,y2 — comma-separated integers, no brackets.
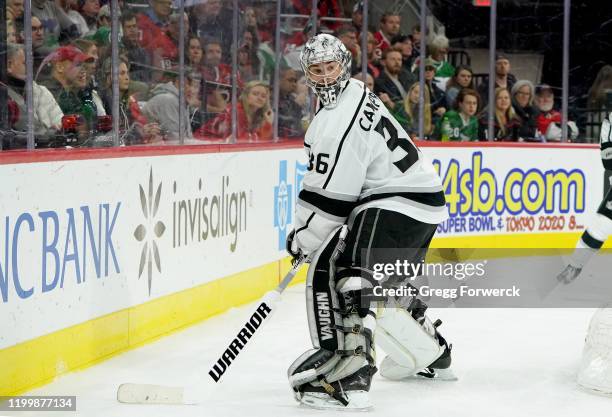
7,285,611,417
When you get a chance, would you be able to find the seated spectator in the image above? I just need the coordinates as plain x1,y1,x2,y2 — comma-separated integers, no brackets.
149,12,189,75
32,0,80,46
424,58,447,122
136,0,172,50
120,11,152,84
142,69,200,141
72,38,106,116
478,53,517,107
201,38,232,85
73,0,100,36
28,16,56,73
335,25,360,74
189,0,232,60
534,84,578,141
511,80,539,140
97,5,110,29
478,87,522,141
198,80,273,143
413,34,454,84
436,88,479,141
351,1,363,33
7,0,24,21
391,34,414,74
365,31,382,79
238,28,262,83
586,65,612,141
374,11,401,52
40,46,99,131
353,72,374,91
374,47,416,104
187,35,205,72
278,67,304,138
411,24,421,57
391,82,433,140
7,19,18,44
290,0,341,33
100,59,161,145
6,43,63,136
446,65,475,109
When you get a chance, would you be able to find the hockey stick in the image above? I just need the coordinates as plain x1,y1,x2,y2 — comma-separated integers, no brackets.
117,254,309,405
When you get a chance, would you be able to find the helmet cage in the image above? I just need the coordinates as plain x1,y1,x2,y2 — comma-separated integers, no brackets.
300,35,352,109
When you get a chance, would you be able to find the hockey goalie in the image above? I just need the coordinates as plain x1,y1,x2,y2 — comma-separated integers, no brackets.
285,34,454,410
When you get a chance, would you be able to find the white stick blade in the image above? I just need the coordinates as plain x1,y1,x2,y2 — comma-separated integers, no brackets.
117,383,186,404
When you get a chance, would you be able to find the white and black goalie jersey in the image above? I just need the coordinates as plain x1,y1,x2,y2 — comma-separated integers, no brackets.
600,112,612,170
295,79,449,254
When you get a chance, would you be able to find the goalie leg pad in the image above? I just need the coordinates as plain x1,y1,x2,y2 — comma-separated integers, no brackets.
376,297,449,380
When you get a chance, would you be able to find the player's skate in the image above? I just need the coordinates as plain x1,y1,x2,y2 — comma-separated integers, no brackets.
556,264,583,284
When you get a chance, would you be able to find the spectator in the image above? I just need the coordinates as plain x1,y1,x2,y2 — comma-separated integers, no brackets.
238,28,262,82
72,38,106,116
374,11,401,51
290,0,341,33
7,0,24,21
202,38,232,85
424,58,447,121
511,80,539,140
190,0,232,59
365,31,382,79
437,88,479,141
32,0,80,46
335,25,360,74
100,59,161,145
353,72,374,92
97,5,111,29
278,68,304,138
30,16,54,72
374,47,416,105
142,70,200,141
6,43,63,135
478,87,522,141
150,12,189,75
534,84,578,142
446,65,475,109
187,35,204,71
478,53,517,107
588,65,612,109
120,11,152,84
198,80,273,142
41,46,99,131
411,24,421,56
586,65,612,141
414,34,454,83
136,0,172,50
392,82,432,139
352,1,363,33
391,34,414,74
7,20,18,44
74,0,100,36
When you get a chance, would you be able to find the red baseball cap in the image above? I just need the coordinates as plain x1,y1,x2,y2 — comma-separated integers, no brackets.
51,46,95,64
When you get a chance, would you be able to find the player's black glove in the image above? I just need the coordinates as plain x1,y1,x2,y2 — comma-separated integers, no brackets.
286,230,303,265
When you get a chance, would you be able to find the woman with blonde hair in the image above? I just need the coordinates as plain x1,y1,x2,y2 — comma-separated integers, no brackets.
392,82,433,139
478,87,522,141
198,80,273,142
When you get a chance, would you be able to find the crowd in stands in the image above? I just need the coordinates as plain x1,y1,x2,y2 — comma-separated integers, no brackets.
1,0,591,147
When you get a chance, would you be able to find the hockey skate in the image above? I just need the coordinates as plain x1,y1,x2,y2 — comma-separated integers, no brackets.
557,264,583,284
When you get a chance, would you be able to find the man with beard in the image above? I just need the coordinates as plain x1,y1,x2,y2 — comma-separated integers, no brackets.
41,46,98,132
374,47,415,105
534,84,578,141
478,53,516,107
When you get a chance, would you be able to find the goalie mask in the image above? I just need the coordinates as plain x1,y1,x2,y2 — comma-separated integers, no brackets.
300,34,352,109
